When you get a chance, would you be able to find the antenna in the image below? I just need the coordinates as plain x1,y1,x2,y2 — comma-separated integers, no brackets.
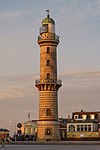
46,10,50,18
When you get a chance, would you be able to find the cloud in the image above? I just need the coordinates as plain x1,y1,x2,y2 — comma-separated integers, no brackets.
0,73,39,128
0,71,100,127
59,70,100,88
0,73,38,100
0,71,100,100
60,70,100,80
0,86,28,99
57,0,100,30
86,0,100,16
0,11,27,22
0,11,26,18
58,70,100,117
0,10,31,29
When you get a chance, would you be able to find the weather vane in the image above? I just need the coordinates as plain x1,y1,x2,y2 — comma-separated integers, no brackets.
46,10,50,18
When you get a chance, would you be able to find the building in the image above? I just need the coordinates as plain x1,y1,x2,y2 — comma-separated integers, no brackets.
20,111,100,140
21,118,67,141
67,110,100,139
14,120,37,141
35,11,62,141
58,118,67,140
21,120,37,136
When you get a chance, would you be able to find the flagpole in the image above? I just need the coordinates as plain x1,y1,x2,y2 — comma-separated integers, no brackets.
28,112,30,121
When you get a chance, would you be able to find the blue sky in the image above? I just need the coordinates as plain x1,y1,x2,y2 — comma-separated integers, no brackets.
0,0,100,134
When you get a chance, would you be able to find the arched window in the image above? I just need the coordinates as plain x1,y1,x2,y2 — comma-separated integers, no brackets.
47,47,50,53
47,73,50,79
69,125,75,132
46,109,51,116
47,60,50,66
45,128,52,135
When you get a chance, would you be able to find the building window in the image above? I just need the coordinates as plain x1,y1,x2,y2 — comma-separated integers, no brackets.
79,115,82,119
77,125,89,132
95,114,98,119
47,73,50,79
43,24,48,32
84,125,87,131
46,109,51,116
90,114,95,119
81,125,83,131
47,60,50,66
74,115,78,119
88,125,91,131
87,115,90,119
69,125,75,132
47,47,50,53
45,128,52,135
77,125,80,131
27,127,31,134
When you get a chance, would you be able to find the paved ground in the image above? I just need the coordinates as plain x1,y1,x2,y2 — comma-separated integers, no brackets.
1,144,100,150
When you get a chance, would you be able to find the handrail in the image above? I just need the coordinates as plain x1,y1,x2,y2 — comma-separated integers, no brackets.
38,34,59,41
35,79,62,85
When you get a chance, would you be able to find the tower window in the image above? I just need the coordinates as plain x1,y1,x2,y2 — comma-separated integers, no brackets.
47,47,50,53
47,60,50,66
46,109,51,116
47,73,50,79
45,128,52,135
43,24,48,32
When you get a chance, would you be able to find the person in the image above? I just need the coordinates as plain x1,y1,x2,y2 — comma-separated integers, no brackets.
1,134,6,148
2,141,5,148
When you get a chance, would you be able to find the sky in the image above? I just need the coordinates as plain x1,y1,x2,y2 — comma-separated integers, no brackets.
0,0,100,134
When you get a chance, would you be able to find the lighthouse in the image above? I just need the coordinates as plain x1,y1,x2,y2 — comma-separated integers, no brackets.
35,11,62,141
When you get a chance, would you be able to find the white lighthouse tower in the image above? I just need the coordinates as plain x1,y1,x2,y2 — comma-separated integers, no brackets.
35,11,62,141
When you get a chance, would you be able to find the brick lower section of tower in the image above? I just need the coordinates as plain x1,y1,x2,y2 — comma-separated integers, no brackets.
37,121,60,141
36,90,60,141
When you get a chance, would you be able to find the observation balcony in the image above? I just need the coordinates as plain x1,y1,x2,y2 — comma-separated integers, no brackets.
35,79,62,86
38,33,59,43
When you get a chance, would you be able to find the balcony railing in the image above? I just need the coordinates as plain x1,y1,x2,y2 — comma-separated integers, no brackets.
35,79,62,85
38,33,59,41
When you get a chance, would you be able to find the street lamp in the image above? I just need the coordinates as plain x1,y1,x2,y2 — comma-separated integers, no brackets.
14,122,17,141
8,120,12,136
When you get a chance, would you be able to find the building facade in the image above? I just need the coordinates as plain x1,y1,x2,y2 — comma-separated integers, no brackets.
20,111,100,140
35,11,62,141
21,118,67,141
67,110,100,138
21,120,37,136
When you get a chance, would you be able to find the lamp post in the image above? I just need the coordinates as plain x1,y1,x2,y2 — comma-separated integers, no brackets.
14,122,17,141
8,120,12,137
17,123,22,141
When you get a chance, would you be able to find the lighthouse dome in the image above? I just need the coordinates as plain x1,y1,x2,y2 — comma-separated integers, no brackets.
40,12,55,34
42,17,55,25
